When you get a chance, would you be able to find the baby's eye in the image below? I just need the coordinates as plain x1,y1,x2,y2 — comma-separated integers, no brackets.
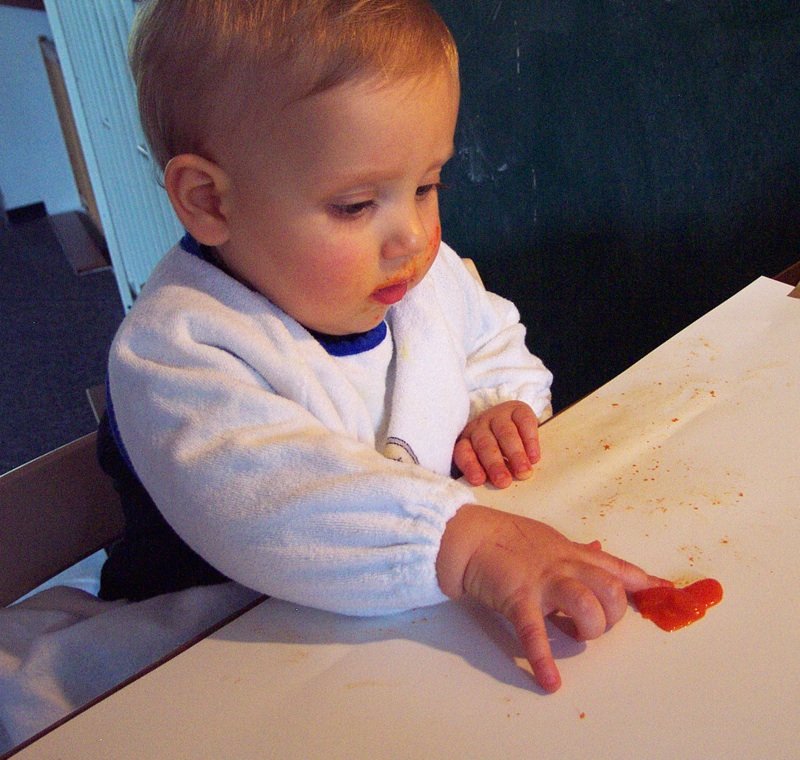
328,200,375,219
415,183,441,199
329,200,373,218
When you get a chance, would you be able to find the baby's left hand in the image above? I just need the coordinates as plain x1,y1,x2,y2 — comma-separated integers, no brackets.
454,401,541,488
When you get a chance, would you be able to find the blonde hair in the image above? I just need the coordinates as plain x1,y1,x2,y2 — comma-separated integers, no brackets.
130,0,459,168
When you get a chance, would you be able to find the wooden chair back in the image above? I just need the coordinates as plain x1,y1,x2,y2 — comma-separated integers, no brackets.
0,432,123,606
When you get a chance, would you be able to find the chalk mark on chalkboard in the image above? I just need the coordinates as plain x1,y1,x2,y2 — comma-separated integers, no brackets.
458,142,491,185
490,1,503,24
458,114,502,185
456,112,533,213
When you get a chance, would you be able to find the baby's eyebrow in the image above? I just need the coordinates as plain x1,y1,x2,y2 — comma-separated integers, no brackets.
317,143,456,196
324,165,452,197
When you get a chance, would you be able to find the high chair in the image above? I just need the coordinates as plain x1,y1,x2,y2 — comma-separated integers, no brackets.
0,432,123,607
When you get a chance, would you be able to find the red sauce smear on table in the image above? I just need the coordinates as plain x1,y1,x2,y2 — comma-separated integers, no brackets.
632,579,723,631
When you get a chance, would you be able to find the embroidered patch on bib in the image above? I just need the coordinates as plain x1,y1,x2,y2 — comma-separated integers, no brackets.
383,437,420,466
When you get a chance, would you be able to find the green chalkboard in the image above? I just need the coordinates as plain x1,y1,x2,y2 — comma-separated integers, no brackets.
433,0,800,408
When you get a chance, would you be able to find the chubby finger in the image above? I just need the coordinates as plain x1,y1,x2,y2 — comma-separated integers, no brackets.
471,431,513,488
511,404,541,464
547,576,609,641
580,544,673,592
489,416,532,482
453,438,487,486
506,598,562,693
574,565,629,630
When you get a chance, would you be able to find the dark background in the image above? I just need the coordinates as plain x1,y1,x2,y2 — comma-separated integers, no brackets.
432,0,800,409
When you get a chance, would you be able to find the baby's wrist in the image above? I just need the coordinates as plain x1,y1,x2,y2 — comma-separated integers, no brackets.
436,503,497,600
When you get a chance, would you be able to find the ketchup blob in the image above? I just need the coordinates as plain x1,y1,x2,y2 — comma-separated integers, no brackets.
632,578,723,631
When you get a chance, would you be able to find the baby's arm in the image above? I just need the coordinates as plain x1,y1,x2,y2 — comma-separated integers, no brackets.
453,400,540,488
443,248,551,485
436,503,669,692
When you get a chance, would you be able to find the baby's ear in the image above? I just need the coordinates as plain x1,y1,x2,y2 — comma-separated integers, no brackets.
163,154,231,246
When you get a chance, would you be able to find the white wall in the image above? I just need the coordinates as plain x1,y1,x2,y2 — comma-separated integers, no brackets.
0,5,80,214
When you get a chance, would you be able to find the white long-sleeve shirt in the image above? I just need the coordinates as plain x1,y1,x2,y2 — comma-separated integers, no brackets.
108,239,552,616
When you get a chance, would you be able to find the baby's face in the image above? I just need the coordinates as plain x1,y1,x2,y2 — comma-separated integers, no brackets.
215,69,459,335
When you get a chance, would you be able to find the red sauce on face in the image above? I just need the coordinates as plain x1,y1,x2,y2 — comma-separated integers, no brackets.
632,578,723,631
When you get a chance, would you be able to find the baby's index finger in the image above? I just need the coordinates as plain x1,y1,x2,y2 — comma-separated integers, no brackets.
589,546,672,592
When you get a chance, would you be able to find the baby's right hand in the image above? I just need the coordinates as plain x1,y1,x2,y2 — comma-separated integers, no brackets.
436,504,670,692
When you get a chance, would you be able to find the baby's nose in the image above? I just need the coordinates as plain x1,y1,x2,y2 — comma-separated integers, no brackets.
382,211,427,260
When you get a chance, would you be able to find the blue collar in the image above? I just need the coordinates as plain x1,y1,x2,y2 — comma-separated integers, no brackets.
307,322,388,357
180,233,388,357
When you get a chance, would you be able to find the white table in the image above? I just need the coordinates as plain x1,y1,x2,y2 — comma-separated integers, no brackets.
14,277,800,759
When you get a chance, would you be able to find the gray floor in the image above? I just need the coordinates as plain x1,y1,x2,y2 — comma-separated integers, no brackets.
0,215,124,474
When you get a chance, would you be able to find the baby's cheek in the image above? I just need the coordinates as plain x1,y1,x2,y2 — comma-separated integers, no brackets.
307,244,366,286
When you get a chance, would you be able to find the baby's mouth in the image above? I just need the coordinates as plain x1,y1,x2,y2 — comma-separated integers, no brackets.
370,224,441,307
371,281,409,305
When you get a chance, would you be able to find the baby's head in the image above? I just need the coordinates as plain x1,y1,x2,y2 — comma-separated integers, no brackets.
131,0,460,337
131,0,458,170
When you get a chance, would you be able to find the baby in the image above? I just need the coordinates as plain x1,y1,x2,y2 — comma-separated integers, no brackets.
100,0,667,693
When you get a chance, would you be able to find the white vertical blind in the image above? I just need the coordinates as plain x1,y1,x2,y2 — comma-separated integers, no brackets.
43,0,182,310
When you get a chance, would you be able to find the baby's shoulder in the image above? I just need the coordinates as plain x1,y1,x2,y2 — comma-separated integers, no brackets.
126,245,270,329
113,244,289,362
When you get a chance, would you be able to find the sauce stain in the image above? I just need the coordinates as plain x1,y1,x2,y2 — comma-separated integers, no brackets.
633,578,723,631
